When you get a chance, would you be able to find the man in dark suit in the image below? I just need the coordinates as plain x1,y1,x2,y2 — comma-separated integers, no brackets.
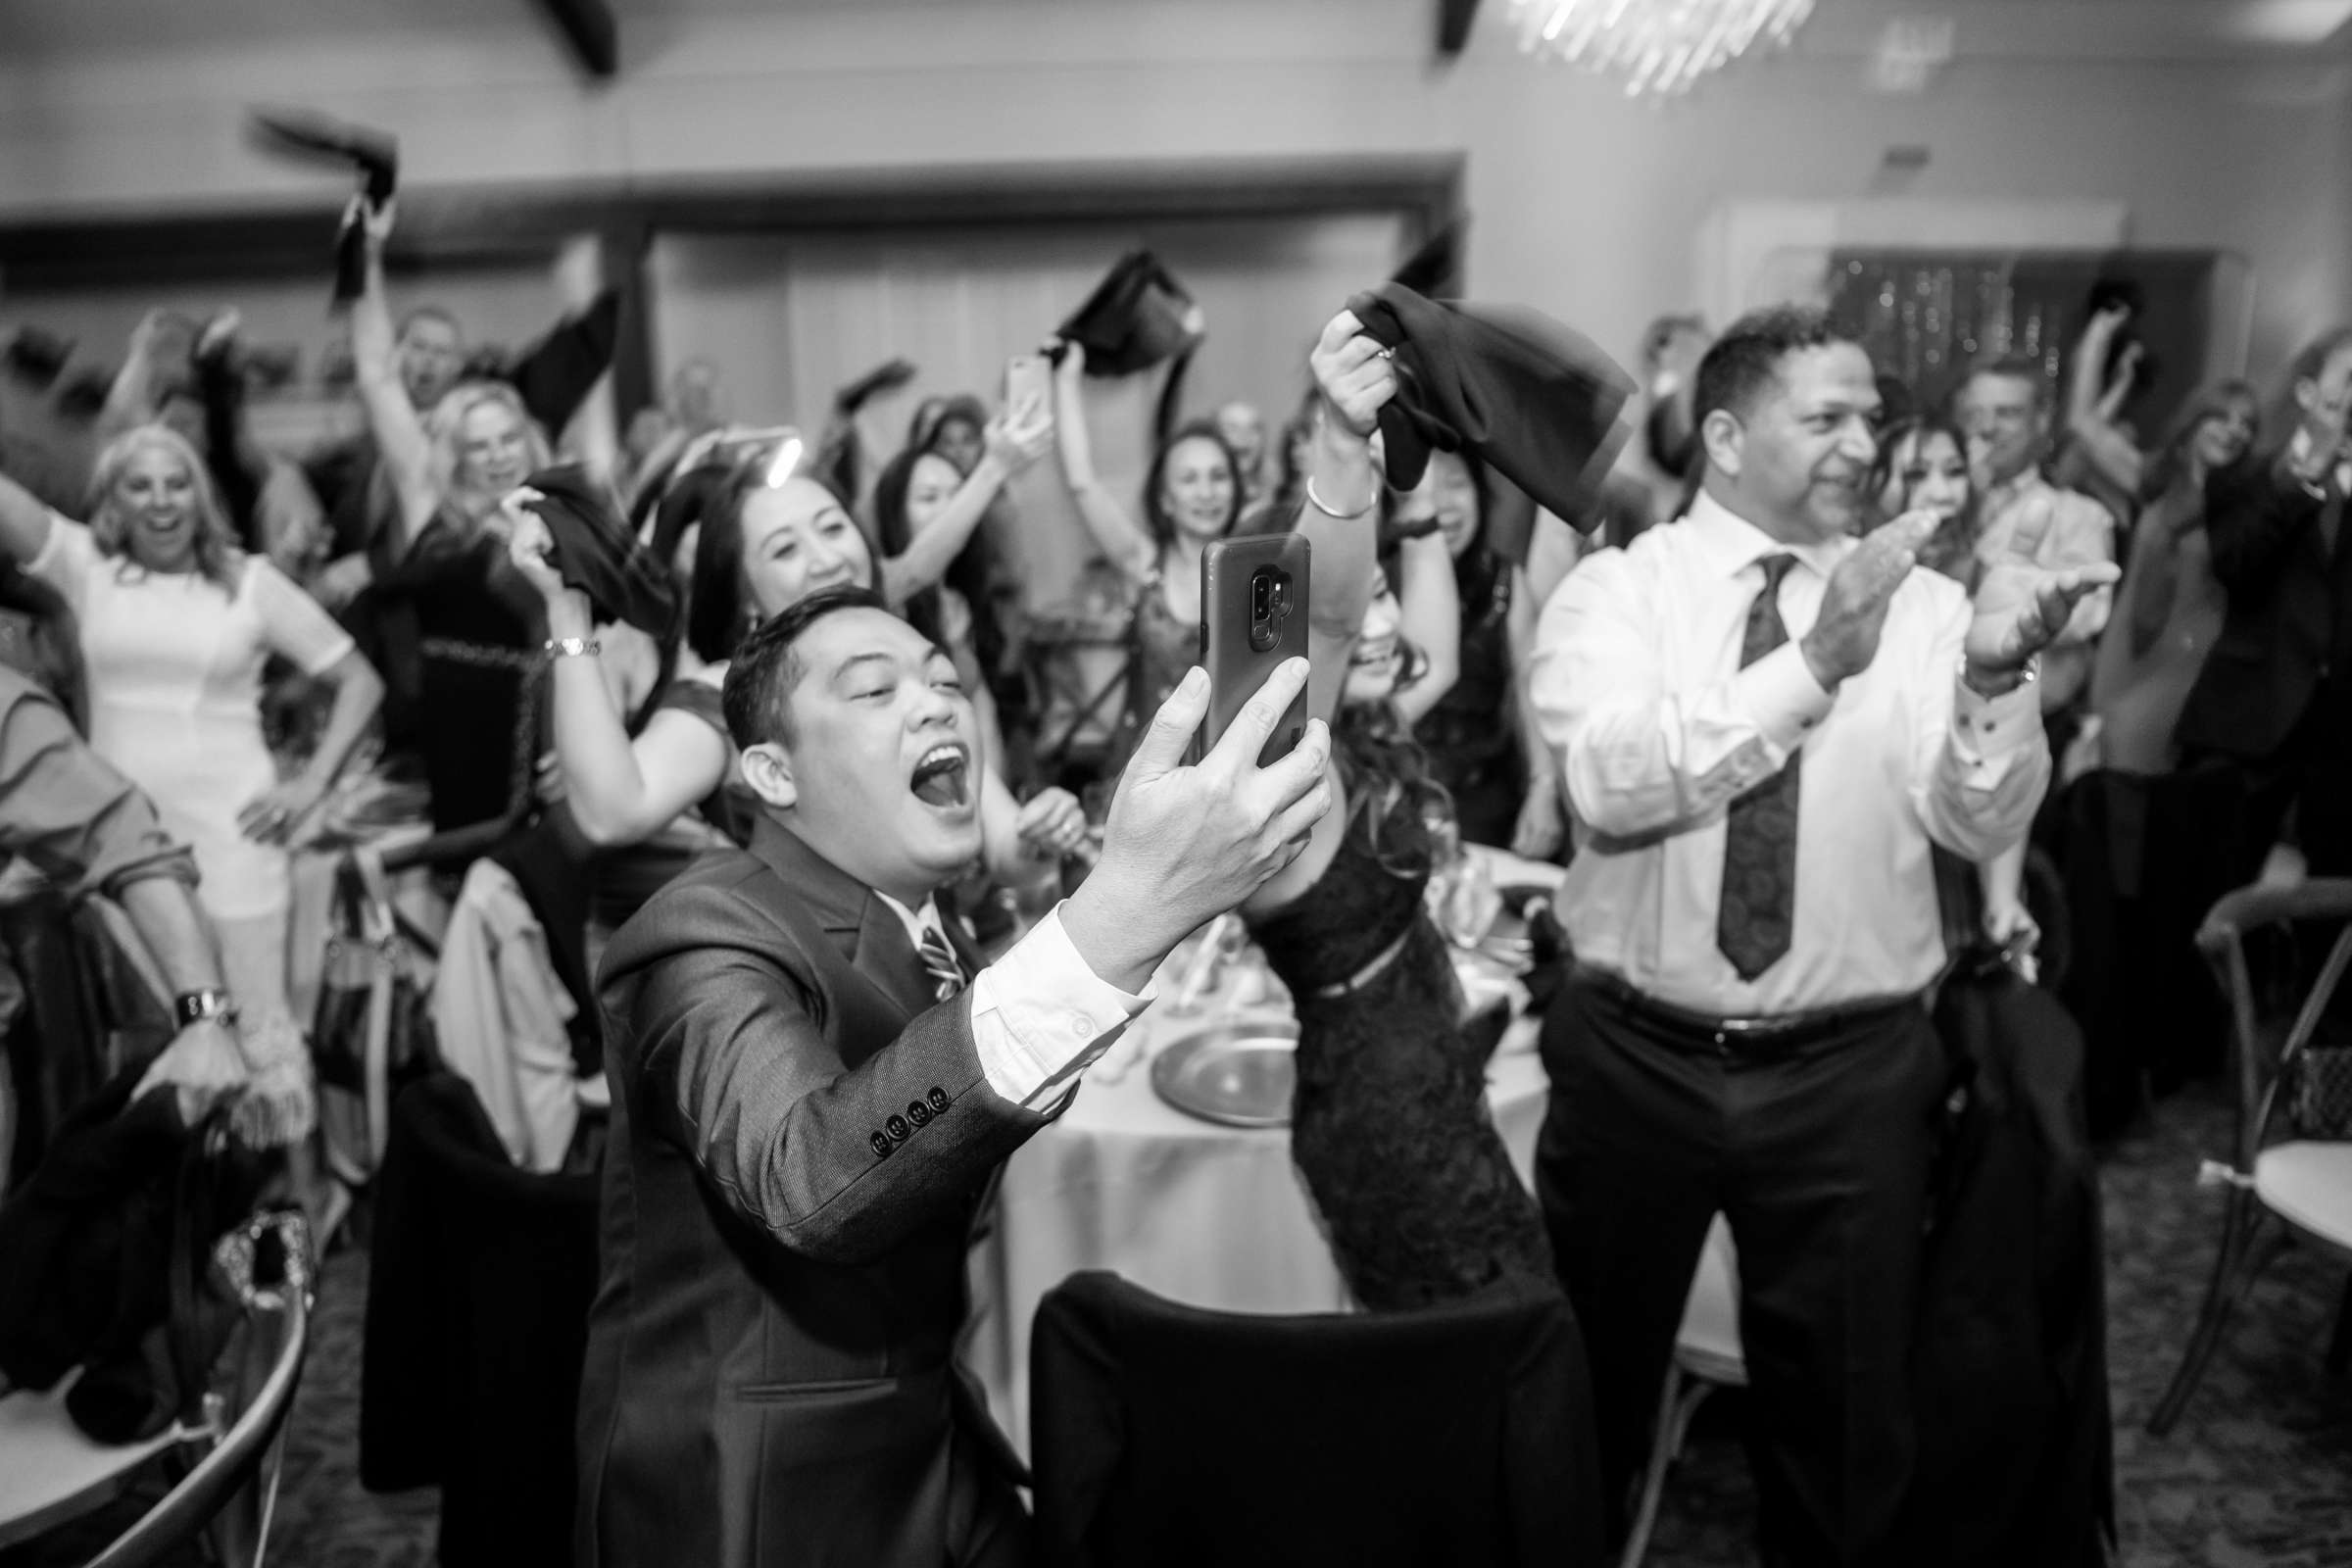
574,586,1331,1568
2176,329,2352,879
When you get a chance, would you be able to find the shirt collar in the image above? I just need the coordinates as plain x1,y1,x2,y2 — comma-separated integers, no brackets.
2288,425,2352,486
1684,488,1848,582
1983,467,2048,517
871,890,943,951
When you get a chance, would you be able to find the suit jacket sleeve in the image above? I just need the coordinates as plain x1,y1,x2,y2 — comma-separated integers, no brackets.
622,888,1053,1267
2205,451,2325,598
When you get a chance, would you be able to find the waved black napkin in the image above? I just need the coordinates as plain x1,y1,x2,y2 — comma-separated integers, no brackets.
1345,282,1636,529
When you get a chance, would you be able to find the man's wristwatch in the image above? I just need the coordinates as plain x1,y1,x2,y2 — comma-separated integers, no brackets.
172,988,240,1028
1960,653,2039,699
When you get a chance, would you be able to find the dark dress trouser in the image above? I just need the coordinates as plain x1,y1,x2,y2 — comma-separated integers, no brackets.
1534,973,1946,1567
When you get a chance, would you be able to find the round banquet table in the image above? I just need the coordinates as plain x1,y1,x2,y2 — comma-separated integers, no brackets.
965,846,1563,1454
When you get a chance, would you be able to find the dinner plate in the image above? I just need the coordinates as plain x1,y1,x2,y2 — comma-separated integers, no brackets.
1150,1014,1300,1129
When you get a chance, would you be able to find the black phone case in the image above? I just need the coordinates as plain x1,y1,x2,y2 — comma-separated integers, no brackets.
1198,535,1311,768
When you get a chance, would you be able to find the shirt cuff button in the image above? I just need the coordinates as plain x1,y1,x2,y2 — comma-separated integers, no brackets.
1069,1014,1096,1040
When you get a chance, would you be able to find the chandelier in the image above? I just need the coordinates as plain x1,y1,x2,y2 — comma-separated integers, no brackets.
1507,0,1816,96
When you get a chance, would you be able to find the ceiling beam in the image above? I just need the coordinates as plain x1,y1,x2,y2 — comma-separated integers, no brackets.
532,0,618,78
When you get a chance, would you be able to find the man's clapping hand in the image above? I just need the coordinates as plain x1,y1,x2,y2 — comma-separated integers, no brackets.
1799,511,1936,690
1963,494,2120,692
1061,659,1331,993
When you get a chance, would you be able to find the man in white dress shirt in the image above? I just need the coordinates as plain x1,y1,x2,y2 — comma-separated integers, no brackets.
1526,306,2116,1564
1956,357,2118,719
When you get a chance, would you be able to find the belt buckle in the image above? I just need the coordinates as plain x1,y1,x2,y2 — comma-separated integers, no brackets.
1709,1012,1788,1052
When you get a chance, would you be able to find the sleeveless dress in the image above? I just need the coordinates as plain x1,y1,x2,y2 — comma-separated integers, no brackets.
1247,800,1558,1310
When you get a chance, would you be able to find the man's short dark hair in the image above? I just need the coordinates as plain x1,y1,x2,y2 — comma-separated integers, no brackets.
1958,355,2050,412
720,585,891,750
1691,305,1852,428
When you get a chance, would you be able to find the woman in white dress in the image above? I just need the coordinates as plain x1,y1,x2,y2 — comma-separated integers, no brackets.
0,424,384,1162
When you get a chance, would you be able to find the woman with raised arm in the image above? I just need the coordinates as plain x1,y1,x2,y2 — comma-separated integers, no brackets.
1232,310,1558,1312
1393,448,1567,858
320,197,553,609
1050,340,1246,778
0,426,383,1183
2087,379,2259,775
510,457,1088,886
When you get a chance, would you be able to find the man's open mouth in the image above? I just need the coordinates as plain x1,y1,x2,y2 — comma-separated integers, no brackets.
909,743,970,809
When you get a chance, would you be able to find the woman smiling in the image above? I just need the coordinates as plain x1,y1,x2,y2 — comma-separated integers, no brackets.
0,425,384,1178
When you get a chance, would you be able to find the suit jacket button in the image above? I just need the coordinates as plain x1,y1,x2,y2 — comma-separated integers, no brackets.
927,1087,950,1113
906,1100,933,1127
886,1113,910,1142
869,1131,893,1159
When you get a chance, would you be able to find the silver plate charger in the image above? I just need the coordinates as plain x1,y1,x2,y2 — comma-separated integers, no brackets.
1150,1014,1300,1129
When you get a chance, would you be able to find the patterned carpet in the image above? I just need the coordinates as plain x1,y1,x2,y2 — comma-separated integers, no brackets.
7,1083,2348,1567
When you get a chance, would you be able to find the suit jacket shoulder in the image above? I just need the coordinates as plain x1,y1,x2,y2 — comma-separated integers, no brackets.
597,831,1049,1267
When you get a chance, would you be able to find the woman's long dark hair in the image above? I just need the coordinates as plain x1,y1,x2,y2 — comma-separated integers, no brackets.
1335,545,1452,877
1379,449,1506,629
1141,421,1245,551
870,446,1004,676
2141,379,2260,505
1868,415,1979,581
685,462,868,664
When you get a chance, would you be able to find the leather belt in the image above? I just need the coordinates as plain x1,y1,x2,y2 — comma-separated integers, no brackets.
1575,966,1921,1059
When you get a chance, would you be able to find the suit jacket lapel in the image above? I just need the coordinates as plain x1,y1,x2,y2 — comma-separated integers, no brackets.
746,815,940,1026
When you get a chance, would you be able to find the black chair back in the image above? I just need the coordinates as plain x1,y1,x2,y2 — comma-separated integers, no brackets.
361,1072,599,1568
1029,1271,1602,1568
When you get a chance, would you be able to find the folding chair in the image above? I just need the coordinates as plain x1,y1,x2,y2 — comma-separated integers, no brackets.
2145,878,2352,1436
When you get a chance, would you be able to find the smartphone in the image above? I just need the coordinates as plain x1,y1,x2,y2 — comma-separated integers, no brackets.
1198,535,1311,768
1004,353,1052,416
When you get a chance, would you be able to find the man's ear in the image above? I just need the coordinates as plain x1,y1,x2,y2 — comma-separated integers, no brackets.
1698,408,1744,479
738,742,797,810
2297,376,2322,418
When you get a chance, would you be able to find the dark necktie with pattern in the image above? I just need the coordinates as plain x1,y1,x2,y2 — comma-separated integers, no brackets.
916,919,969,1004
1718,554,1800,981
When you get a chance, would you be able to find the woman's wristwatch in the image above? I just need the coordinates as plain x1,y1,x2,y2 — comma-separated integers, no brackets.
173,988,241,1028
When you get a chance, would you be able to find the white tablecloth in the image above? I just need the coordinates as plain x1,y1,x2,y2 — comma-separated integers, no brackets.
967,846,1562,1453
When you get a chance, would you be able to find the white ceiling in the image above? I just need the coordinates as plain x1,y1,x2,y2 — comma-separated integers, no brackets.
0,0,2341,61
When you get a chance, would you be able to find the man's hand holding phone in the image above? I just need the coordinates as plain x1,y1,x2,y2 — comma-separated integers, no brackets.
1061,659,1332,994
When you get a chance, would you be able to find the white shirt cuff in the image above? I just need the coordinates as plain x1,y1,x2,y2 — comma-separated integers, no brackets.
1735,642,1836,757
969,904,1153,1110
1952,669,2043,761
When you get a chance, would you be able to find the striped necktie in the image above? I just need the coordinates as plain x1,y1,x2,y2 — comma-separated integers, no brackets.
916,919,969,1004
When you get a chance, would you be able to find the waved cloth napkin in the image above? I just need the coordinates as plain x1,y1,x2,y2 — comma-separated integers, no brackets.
1059,251,1206,377
1344,283,1636,528
518,464,678,636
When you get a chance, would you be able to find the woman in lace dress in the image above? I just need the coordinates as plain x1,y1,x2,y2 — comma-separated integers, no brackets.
1239,312,1556,1310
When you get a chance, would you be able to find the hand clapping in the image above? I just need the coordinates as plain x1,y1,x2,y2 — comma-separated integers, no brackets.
1963,494,2120,689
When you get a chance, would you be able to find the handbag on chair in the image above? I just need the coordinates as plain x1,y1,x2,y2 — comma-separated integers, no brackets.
313,847,436,1188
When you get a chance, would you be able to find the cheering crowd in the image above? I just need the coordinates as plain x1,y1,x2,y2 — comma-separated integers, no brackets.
1,175,2337,1566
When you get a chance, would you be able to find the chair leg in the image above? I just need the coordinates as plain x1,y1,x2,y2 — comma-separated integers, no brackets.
2327,1269,2352,1379
1619,1369,1717,1568
1618,1367,1683,1568
2147,1193,2270,1437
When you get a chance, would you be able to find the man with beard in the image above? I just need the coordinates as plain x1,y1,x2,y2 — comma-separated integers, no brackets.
1525,305,2115,1564
574,586,1330,1567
